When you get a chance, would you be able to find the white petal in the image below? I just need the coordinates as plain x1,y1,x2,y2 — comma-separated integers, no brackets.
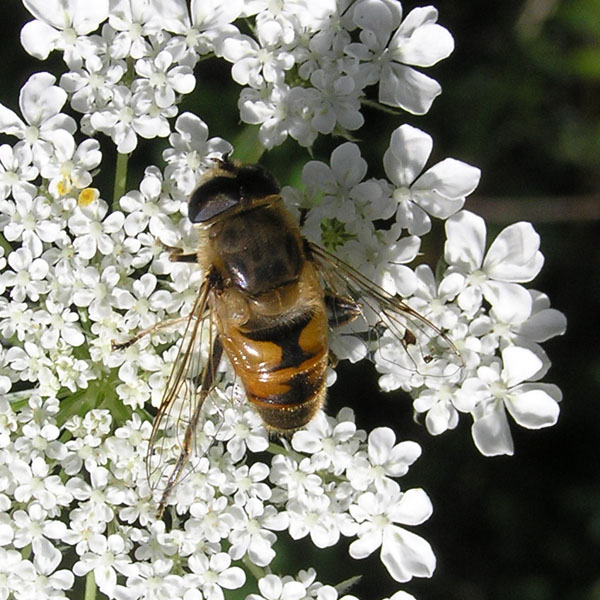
392,22,454,67
330,142,367,187
379,63,441,114
389,488,432,525
384,124,432,187
353,0,402,34
150,0,190,33
483,281,532,323
505,388,559,429
368,427,395,464
20,73,66,124
32,536,62,575
30,258,49,280
71,0,109,34
425,401,457,435
381,525,436,582
0,103,25,136
23,0,71,28
483,222,544,282
413,158,480,200
191,0,243,29
218,566,246,589
471,401,514,456
518,308,567,342
395,6,439,37
349,530,381,559
444,210,486,271
411,190,464,220
501,346,543,387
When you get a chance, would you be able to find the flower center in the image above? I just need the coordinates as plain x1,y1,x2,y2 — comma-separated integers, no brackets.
393,186,412,204
468,270,487,286
25,126,40,144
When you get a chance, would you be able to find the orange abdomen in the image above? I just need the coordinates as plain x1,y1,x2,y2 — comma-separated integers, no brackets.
218,302,329,432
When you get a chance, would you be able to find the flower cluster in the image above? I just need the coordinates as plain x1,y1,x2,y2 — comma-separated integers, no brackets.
288,129,566,456
0,1,565,600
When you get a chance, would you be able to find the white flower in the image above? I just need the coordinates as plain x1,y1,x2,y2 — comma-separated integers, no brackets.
39,137,102,199
215,405,269,462
121,559,184,600
163,112,232,195
341,225,420,296
346,427,421,492
0,142,38,200
12,503,67,580
68,201,125,260
188,496,235,543
309,67,364,135
347,5,454,114
2,190,61,257
238,83,321,149
134,49,196,109
292,411,361,473
107,0,161,60
12,454,71,510
73,533,137,596
247,574,307,600
150,0,244,37
20,0,109,65
286,493,342,548
0,247,49,302
461,346,561,456
60,53,126,113
228,499,287,567
270,453,324,500
0,72,76,164
349,485,435,582
113,272,172,330
89,85,169,153
34,299,86,348
223,31,295,87
444,210,545,321
384,124,480,235
183,552,245,600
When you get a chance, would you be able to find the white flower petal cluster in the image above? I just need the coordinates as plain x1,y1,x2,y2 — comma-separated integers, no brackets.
0,1,566,599
223,0,453,148
1,393,432,600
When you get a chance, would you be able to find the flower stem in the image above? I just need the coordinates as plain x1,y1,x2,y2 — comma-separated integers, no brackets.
0,232,12,255
84,571,97,600
242,554,266,582
113,152,130,210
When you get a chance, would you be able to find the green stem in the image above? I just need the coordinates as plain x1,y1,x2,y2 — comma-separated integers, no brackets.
0,231,12,255
84,571,97,600
112,152,130,210
267,441,306,463
242,555,266,582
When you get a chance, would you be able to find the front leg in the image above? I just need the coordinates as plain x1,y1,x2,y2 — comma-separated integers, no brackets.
158,239,200,263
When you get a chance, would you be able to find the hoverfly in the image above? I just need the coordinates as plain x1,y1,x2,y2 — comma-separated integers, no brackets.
114,157,461,515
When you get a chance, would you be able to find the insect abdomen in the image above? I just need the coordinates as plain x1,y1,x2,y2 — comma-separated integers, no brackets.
219,303,329,433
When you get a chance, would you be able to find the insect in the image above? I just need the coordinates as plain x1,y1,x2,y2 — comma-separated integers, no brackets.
114,157,460,515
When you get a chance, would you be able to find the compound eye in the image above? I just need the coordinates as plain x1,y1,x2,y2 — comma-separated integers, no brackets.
188,177,240,223
237,165,280,198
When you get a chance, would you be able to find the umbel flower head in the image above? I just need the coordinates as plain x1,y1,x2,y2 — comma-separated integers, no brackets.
0,1,565,600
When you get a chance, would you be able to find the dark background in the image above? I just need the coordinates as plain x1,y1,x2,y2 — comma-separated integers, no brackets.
2,1,599,599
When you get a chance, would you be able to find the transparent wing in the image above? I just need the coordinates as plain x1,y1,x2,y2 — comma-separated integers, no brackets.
146,279,223,515
308,242,463,381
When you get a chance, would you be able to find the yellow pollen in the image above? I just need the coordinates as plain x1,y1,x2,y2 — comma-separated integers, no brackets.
78,187,100,206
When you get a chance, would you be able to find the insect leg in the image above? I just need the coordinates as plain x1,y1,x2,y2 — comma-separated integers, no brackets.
157,336,224,517
325,292,362,329
157,239,200,263
111,316,192,350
